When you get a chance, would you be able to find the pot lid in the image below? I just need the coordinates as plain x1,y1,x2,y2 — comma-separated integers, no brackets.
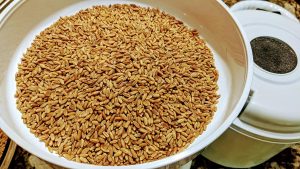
234,10,300,133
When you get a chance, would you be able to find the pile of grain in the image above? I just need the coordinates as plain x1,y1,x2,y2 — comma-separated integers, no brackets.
15,4,219,165
0,129,8,158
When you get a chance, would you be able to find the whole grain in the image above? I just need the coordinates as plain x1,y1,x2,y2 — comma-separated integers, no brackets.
15,4,219,165
0,129,8,158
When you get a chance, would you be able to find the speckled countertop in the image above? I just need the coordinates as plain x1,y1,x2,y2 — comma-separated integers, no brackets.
5,0,300,169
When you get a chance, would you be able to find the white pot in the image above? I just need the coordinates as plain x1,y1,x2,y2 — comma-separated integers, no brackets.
202,1,300,168
202,119,300,168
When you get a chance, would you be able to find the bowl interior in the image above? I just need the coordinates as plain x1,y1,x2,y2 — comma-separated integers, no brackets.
0,0,250,168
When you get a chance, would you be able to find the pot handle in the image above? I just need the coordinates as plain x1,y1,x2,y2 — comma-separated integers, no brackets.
230,0,299,22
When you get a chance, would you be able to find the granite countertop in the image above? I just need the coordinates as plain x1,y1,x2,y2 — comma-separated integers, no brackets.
6,0,300,169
